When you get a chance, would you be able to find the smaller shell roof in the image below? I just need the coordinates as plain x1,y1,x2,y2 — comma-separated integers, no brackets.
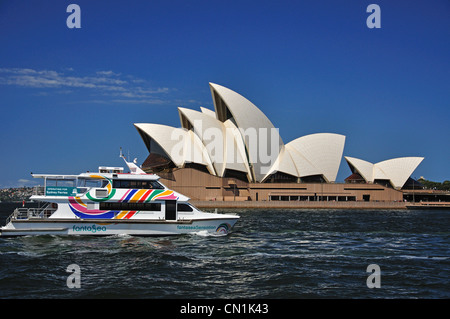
345,156,424,188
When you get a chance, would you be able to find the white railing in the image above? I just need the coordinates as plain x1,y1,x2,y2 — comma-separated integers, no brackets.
5,204,57,224
32,186,45,196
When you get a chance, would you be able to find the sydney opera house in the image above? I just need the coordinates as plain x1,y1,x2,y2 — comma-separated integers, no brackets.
133,83,425,207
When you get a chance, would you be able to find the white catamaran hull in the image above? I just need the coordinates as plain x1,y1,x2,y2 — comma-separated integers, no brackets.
0,217,239,237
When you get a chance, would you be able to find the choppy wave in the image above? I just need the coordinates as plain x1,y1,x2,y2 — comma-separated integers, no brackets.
191,230,229,237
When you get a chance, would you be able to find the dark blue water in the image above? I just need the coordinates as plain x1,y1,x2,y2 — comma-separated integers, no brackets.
0,203,448,299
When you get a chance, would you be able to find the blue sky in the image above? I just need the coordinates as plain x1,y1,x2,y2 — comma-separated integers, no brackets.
0,0,449,187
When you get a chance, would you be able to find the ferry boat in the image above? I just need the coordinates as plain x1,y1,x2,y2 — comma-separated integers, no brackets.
0,154,239,237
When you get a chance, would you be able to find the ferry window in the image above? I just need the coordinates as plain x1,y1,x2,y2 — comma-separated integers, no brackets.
100,202,161,211
177,203,193,212
77,178,107,188
77,178,86,187
150,181,164,189
130,180,139,188
112,179,164,189
113,180,129,189
85,179,103,188
46,179,57,187
59,179,75,187
140,181,152,189
46,178,75,187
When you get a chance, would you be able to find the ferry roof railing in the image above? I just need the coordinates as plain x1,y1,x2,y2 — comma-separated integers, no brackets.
31,172,161,181
31,174,80,179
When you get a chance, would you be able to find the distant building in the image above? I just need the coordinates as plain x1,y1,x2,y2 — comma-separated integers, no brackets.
134,83,424,203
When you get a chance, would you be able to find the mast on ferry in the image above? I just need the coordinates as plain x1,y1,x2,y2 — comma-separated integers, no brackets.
120,147,146,175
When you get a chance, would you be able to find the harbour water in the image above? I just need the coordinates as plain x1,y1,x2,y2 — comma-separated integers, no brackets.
0,203,448,299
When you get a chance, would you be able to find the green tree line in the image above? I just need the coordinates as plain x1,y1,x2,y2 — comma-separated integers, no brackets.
418,178,450,191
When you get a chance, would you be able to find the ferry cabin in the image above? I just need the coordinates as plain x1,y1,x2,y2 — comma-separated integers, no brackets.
30,166,194,221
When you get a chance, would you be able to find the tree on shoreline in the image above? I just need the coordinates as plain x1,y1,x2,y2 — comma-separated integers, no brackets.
417,178,450,191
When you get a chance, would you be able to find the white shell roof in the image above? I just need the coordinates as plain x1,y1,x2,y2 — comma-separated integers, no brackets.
285,144,321,177
265,145,300,180
209,82,283,182
345,156,424,188
222,119,253,179
199,106,216,118
177,107,250,177
134,123,215,175
344,156,375,182
376,157,424,188
286,133,346,182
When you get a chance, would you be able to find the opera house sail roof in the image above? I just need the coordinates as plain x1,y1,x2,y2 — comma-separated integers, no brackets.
134,82,423,187
345,156,424,189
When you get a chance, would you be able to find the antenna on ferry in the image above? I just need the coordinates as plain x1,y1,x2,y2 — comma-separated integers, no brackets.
120,147,146,175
